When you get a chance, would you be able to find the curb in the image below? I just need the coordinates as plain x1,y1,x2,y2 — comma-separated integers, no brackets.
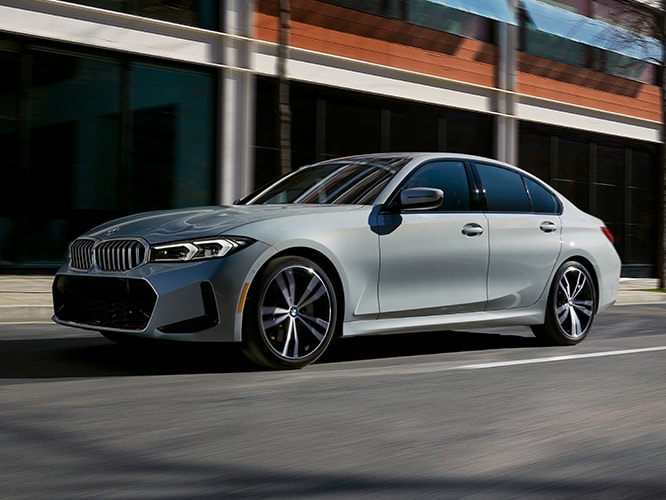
0,305,53,323
0,277,664,324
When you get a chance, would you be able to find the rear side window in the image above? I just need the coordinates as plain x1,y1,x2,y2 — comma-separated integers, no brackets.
474,163,531,212
525,177,561,214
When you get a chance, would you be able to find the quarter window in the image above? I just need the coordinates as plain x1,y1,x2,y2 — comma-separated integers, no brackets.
525,177,560,214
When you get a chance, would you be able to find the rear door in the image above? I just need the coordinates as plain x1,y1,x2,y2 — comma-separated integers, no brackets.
473,162,562,310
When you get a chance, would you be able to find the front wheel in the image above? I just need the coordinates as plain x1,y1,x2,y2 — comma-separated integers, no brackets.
531,261,597,345
241,256,338,369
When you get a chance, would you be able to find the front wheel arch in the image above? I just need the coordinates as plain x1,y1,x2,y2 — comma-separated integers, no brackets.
240,252,343,369
254,248,346,333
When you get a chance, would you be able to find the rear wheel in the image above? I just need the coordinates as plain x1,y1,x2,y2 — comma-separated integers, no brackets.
531,261,596,345
241,256,338,369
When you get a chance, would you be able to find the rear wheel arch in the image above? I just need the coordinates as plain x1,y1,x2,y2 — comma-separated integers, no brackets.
557,255,599,312
532,257,599,345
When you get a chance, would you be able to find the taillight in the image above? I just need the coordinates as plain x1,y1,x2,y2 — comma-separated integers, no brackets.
601,226,615,244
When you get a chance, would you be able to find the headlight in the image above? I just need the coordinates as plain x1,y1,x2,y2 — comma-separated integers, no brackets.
150,237,254,262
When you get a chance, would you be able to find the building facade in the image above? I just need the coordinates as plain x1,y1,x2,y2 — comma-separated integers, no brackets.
0,0,662,277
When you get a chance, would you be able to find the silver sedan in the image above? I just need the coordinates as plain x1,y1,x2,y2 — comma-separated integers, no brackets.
52,153,621,369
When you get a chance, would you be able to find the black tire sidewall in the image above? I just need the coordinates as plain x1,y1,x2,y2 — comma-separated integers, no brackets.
547,261,596,344
242,255,338,369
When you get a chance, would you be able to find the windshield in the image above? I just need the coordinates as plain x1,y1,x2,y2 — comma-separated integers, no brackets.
239,156,410,205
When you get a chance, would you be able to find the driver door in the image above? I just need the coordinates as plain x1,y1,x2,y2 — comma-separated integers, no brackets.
377,160,489,317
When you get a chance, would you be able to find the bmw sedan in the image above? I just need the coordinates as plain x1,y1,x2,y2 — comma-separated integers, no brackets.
52,153,621,369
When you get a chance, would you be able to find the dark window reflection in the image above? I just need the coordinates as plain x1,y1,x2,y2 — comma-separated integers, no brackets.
129,63,214,213
27,51,123,264
518,121,658,277
63,0,219,29
325,97,382,159
519,128,551,180
390,104,438,153
445,110,492,157
0,49,21,264
321,0,491,42
0,44,215,268
254,77,493,189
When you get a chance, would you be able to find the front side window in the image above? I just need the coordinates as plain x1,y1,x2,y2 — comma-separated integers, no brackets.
397,161,472,212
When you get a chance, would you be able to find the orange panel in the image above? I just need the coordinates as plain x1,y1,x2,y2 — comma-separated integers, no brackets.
255,1,661,122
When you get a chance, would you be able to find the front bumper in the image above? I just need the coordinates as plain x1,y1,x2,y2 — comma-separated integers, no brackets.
52,241,273,342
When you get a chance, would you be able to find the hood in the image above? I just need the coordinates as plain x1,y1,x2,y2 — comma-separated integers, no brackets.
84,205,363,244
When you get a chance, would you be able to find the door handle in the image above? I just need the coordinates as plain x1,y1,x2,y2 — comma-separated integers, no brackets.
462,223,484,237
539,221,558,233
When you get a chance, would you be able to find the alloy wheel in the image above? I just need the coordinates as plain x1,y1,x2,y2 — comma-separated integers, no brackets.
259,264,334,361
555,265,595,339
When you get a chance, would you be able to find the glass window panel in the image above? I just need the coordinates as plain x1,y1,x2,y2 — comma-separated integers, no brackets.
63,0,218,29
553,179,589,211
26,50,122,264
445,110,492,157
525,177,560,214
524,29,587,67
322,0,385,16
324,97,381,159
594,184,624,225
389,104,438,152
407,1,490,41
541,0,586,13
556,133,589,183
603,52,656,83
399,161,471,212
518,125,552,181
64,0,127,12
0,49,21,265
290,84,318,173
129,62,214,212
321,0,490,40
631,149,657,189
475,163,532,212
253,76,279,189
596,142,625,186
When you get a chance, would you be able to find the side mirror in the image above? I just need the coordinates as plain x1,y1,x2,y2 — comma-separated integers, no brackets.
400,187,443,211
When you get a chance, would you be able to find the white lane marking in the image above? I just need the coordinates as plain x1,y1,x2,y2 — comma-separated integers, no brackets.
456,346,666,370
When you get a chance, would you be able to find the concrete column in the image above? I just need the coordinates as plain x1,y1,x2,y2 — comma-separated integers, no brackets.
495,0,518,165
218,0,255,204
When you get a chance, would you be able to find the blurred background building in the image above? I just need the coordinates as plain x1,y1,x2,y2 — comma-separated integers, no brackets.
0,0,662,277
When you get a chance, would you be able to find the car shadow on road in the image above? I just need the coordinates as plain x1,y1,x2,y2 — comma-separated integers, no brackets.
320,329,539,364
0,327,539,379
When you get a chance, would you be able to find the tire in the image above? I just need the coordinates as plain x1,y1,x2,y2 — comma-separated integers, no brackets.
241,256,338,369
531,261,597,345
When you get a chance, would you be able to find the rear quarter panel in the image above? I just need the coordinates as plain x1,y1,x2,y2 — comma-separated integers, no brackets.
558,208,621,312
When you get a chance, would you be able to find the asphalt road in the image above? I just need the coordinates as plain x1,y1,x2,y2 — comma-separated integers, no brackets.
2,304,666,499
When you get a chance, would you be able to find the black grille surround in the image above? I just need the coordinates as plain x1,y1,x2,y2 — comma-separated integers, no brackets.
69,237,149,272
53,275,157,331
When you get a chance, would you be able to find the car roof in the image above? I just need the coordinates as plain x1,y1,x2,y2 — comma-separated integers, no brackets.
317,152,512,166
